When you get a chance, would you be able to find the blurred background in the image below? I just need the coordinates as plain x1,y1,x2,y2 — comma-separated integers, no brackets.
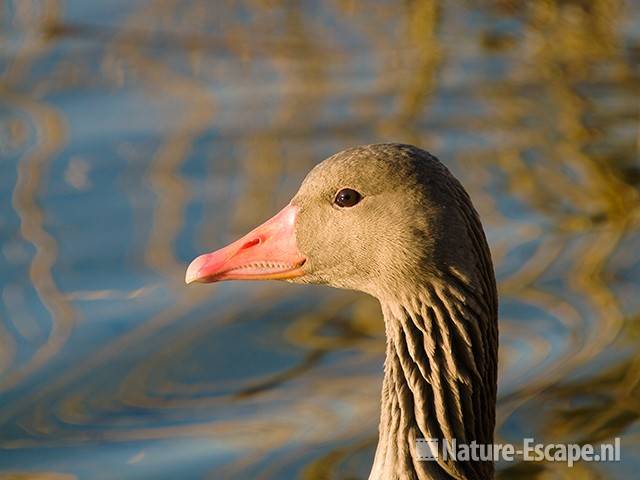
1,0,639,479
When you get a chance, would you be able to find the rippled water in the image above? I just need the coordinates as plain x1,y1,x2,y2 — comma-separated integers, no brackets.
1,1,639,479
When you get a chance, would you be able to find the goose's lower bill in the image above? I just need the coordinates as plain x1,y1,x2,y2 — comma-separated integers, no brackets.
185,204,306,284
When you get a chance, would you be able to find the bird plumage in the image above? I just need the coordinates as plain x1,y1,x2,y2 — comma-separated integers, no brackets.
187,143,498,479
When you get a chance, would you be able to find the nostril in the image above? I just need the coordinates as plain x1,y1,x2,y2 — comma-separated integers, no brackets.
240,238,261,250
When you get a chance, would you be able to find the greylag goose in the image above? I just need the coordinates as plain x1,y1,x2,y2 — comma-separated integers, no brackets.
186,144,498,480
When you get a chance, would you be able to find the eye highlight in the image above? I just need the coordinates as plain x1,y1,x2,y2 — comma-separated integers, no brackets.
334,188,362,208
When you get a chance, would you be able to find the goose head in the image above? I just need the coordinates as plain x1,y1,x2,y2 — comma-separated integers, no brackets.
186,143,479,299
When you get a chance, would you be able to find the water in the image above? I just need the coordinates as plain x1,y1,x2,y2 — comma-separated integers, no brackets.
1,1,639,478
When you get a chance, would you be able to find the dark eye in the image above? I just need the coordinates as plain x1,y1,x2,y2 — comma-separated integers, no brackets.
334,188,362,208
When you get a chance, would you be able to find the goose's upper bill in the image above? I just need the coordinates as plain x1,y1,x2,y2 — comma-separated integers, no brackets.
185,204,306,284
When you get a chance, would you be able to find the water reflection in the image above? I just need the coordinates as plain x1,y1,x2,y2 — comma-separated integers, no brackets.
1,1,639,479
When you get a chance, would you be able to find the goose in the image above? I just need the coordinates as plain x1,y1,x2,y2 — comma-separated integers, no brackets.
185,144,498,480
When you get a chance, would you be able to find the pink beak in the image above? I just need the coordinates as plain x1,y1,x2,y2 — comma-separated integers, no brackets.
185,204,306,284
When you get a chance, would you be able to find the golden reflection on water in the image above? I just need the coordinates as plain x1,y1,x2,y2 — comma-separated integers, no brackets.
1,0,639,479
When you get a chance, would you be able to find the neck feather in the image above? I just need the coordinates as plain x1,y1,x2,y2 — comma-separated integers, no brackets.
369,270,498,480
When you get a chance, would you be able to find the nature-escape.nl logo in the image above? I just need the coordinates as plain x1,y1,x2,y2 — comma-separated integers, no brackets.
416,438,621,467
